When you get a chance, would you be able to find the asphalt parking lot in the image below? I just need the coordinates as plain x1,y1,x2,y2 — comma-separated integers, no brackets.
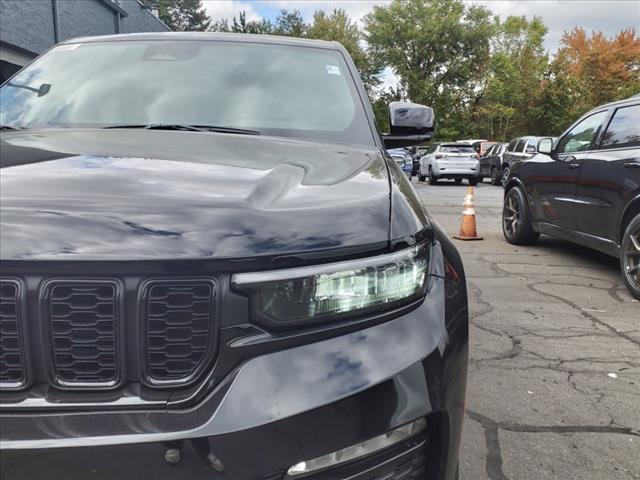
412,179,640,480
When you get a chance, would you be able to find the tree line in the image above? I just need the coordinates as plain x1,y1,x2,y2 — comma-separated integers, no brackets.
151,0,640,142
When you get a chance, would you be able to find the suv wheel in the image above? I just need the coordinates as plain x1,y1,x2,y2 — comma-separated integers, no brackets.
501,166,511,187
621,214,640,299
418,174,426,182
503,187,539,245
468,177,479,186
428,167,438,185
491,167,502,186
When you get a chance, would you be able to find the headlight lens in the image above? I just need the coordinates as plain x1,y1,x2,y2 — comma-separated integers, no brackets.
232,245,429,327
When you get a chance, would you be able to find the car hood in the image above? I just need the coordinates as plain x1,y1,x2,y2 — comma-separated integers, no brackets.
0,129,390,261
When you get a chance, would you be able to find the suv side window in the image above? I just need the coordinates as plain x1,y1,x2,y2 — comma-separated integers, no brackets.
515,139,526,152
599,104,640,150
556,110,608,154
525,139,537,153
506,139,517,152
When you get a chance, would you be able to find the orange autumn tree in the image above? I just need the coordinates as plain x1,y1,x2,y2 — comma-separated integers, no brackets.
542,27,640,131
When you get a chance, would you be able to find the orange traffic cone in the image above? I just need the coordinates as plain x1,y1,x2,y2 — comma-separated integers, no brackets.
454,186,483,241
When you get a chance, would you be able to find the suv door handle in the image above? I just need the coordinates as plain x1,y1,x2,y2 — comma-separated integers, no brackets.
568,163,580,169
624,162,640,169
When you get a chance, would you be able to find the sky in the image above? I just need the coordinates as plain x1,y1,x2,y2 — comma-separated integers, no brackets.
202,0,640,90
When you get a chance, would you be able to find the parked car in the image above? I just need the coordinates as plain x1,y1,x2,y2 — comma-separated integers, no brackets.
387,148,413,177
458,138,489,156
419,142,481,185
502,96,640,298
0,33,469,479
407,145,425,176
500,136,546,186
479,142,508,185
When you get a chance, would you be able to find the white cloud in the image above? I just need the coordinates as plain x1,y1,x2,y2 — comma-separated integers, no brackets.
202,0,261,23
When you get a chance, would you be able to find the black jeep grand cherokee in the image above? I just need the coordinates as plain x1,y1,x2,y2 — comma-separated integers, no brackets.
0,33,468,480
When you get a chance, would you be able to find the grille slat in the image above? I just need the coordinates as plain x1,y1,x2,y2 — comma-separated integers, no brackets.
0,280,25,388
44,281,120,387
142,280,215,385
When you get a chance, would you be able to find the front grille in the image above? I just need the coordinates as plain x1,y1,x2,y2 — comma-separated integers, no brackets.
43,280,120,388
0,280,25,388
142,280,216,386
1,275,218,400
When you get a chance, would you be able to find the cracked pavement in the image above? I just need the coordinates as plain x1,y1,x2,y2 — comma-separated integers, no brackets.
413,180,640,480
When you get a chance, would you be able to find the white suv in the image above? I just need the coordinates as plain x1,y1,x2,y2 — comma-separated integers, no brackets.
419,143,480,185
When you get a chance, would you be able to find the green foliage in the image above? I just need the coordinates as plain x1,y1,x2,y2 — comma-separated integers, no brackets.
210,11,273,34
472,15,549,140
156,0,210,32
273,9,306,37
365,0,495,140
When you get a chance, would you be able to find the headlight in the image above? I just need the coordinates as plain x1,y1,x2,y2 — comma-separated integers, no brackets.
232,245,429,328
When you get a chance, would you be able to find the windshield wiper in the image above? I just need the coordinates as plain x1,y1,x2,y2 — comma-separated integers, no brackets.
0,125,25,130
103,124,261,135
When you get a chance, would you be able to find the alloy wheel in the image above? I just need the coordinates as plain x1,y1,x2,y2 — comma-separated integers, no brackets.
623,224,640,292
501,167,510,187
503,191,521,238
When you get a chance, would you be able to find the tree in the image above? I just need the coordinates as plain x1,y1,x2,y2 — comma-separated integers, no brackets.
211,9,305,36
273,9,306,37
209,10,273,34
474,15,549,140
155,0,210,31
541,27,640,130
365,0,495,140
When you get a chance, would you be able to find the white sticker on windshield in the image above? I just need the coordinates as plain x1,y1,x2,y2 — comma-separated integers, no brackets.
325,65,341,76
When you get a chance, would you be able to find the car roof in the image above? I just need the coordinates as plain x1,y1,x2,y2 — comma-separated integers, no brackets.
59,32,342,50
588,94,639,112
512,136,544,141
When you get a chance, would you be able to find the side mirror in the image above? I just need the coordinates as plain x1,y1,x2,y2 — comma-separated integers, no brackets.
537,137,553,155
382,101,434,149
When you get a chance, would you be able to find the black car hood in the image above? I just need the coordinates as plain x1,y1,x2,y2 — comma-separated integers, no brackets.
0,129,390,261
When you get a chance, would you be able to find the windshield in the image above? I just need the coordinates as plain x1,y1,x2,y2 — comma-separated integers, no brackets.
440,145,475,153
0,40,375,146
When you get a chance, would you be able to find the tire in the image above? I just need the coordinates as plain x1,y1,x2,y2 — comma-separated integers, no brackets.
502,186,539,245
491,167,502,186
500,166,511,187
620,214,640,299
468,177,479,186
428,167,438,185
418,174,426,183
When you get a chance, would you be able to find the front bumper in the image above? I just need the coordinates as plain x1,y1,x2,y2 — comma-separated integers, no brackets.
0,244,468,480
